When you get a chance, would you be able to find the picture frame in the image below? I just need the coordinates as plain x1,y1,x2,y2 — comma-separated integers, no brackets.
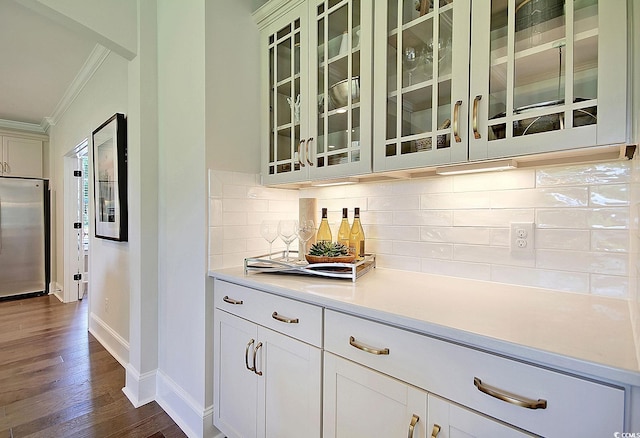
92,113,128,241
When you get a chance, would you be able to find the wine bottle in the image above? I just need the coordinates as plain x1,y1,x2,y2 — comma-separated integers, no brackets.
337,208,350,248
317,208,332,243
349,207,365,258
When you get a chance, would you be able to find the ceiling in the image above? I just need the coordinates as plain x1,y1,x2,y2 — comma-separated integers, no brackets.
0,0,96,133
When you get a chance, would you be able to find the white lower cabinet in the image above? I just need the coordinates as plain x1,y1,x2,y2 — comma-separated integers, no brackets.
428,394,533,438
323,352,427,438
213,280,322,438
213,279,628,438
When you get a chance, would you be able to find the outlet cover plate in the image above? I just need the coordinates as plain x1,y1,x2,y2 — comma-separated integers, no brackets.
510,222,534,253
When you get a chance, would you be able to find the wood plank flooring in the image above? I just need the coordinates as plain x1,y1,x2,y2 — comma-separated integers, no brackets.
0,295,187,438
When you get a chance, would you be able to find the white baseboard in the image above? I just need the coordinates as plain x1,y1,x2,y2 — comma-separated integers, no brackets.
50,282,63,302
88,311,129,366
123,364,157,408
156,370,219,438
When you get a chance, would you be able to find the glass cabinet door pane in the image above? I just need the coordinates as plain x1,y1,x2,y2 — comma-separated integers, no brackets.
268,20,302,176
385,0,456,157
316,0,362,168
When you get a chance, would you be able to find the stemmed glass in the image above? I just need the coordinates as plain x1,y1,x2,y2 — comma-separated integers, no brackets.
260,220,279,259
403,46,418,86
297,220,316,262
278,220,298,262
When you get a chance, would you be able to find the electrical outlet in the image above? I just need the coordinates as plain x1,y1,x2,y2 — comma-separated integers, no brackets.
510,222,534,253
105,297,110,313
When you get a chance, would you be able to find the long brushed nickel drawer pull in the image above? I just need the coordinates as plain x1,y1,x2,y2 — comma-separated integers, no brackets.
473,377,547,409
223,296,243,305
431,424,441,438
272,312,299,324
349,336,390,355
253,342,263,376
244,339,255,371
407,414,419,438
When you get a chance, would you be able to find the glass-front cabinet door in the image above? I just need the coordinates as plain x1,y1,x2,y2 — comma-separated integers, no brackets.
373,0,470,172
308,0,372,180
469,0,627,160
261,4,309,185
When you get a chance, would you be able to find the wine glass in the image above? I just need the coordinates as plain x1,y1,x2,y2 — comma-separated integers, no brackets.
297,220,316,261
278,220,298,262
260,220,279,259
403,46,418,86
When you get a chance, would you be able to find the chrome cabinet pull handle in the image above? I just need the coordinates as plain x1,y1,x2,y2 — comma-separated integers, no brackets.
298,140,306,167
253,342,263,376
453,100,462,143
349,336,389,355
407,414,419,438
473,95,482,139
306,137,314,166
244,339,255,371
272,311,299,324
473,377,547,410
431,424,441,438
223,295,243,305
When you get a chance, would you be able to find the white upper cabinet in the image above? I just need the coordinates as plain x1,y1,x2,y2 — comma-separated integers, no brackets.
469,0,628,161
1,136,43,178
260,0,630,181
258,0,373,185
374,0,628,172
373,0,471,172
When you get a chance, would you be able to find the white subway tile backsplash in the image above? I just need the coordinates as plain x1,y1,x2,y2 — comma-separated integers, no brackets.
368,195,419,211
393,241,453,259
209,159,637,299
490,187,588,208
421,192,491,210
394,210,453,226
536,162,633,187
490,265,590,293
209,199,223,226
420,259,491,281
535,229,590,251
589,184,629,206
453,169,535,192
591,230,629,253
421,226,491,245
453,209,534,227
536,250,628,276
454,245,535,268
590,274,629,298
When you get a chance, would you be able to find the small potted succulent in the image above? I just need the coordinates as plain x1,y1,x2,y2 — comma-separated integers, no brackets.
306,241,356,264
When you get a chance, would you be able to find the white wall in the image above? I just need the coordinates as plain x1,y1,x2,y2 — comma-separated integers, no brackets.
155,1,210,436
206,0,261,174
48,51,130,358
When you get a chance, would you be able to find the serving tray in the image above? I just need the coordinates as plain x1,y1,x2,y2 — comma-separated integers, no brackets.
244,251,376,282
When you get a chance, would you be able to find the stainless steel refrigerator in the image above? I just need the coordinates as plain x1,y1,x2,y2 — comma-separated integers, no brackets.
0,177,49,299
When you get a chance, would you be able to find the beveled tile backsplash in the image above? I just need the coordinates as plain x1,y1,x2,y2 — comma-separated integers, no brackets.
209,159,639,299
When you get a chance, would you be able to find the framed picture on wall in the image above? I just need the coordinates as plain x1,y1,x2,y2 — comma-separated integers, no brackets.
92,113,128,241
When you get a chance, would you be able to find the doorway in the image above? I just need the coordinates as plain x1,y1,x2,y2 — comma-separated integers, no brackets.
64,140,90,302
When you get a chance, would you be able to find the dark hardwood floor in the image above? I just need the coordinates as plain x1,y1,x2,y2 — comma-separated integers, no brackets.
0,294,187,438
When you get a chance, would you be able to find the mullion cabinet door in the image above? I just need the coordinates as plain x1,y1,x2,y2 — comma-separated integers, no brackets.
373,0,471,172
469,0,628,160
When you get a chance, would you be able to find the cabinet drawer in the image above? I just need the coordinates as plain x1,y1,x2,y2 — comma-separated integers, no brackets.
214,280,322,347
325,309,624,437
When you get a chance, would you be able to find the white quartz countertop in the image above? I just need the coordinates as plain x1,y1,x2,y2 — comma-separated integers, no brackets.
209,266,640,386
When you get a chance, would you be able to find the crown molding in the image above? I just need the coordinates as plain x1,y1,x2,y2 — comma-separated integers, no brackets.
0,118,47,134
253,0,304,29
43,44,111,132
